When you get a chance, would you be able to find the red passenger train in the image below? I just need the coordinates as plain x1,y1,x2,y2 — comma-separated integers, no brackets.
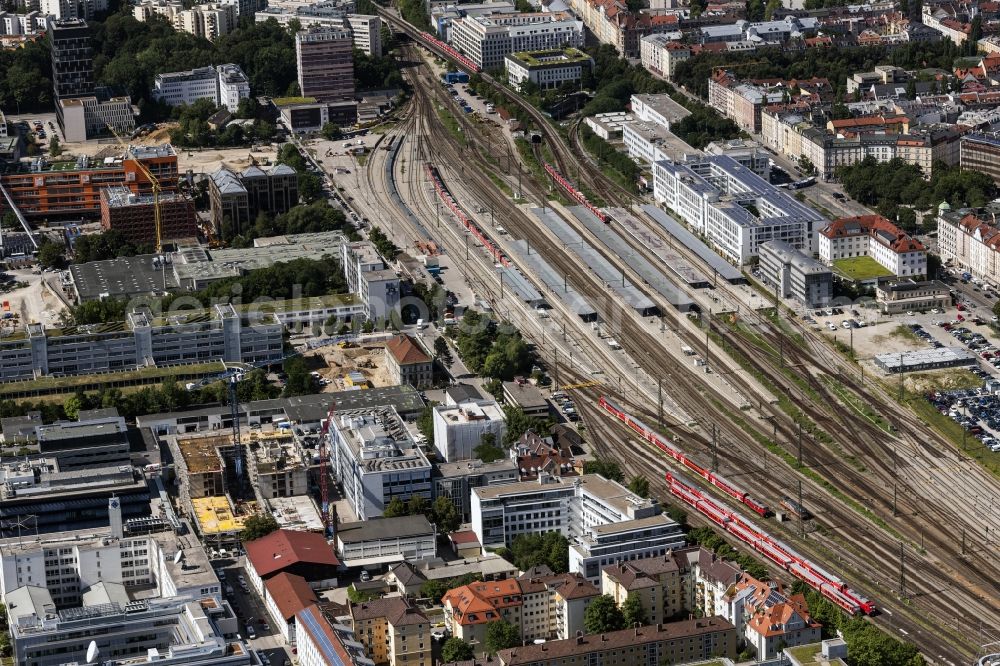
418,32,481,73
664,472,876,616
542,163,611,223
598,396,769,516
425,164,510,267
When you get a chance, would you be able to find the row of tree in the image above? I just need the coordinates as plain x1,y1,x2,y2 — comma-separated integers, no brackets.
383,493,462,533
836,157,997,231
452,310,536,381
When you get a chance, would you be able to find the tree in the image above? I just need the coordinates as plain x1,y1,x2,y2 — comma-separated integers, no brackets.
321,122,343,140
473,432,505,463
283,356,317,397
506,532,570,573
583,458,624,482
63,392,85,420
621,593,647,627
240,513,279,541
584,595,626,634
628,475,651,498
434,336,452,364
48,135,62,157
384,496,408,518
441,637,474,663
37,240,66,269
485,620,521,653
407,494,428,516
431,496,461,532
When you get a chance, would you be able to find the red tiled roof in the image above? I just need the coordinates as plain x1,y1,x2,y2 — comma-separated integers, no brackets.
265,572,319,621
443,579,522,626
449,530,480,545
245,529,340,578
820,215,926,253
385,335,431,365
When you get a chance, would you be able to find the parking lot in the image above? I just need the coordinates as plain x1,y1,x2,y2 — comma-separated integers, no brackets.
929,387,1000,453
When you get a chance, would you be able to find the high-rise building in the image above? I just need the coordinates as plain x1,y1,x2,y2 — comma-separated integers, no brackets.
295,26,354,102
49,18,93,101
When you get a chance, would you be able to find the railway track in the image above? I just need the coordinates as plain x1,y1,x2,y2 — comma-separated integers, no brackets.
378,29,999,660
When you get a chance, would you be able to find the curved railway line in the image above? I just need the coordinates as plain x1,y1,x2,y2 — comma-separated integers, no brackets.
372,27,999,661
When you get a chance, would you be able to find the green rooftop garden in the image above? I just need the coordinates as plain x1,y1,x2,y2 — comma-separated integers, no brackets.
832,255,893,282
510,47,592,67
272,96,319,106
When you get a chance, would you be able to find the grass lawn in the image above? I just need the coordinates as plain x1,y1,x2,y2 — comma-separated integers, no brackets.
833,256,893,281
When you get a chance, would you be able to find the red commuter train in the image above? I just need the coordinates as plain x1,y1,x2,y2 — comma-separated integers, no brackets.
598,396,769,516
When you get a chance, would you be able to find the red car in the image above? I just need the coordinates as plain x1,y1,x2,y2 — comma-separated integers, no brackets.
958,314,965,321
958,304,966,311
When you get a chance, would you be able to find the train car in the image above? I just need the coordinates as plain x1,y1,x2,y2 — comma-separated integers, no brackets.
666,472,875,616
599,396,769,516
780,496,811,520
424,164,509,267
542,162,611,223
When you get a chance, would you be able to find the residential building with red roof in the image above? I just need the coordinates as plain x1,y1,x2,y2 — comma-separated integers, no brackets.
724,574,821,660
244,529,340,597
441,573,599,653
298,603,375,666
819,215,927,278
263,571,320,644
385,335,433,389
349,597,431,666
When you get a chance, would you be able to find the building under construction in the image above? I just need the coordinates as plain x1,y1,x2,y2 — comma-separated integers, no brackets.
246,431,309,500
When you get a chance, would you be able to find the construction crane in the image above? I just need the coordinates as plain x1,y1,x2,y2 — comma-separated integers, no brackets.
317,401,337,537
105,124,163,253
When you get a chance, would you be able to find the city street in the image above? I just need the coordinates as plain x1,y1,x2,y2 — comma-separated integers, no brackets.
216,560,294,666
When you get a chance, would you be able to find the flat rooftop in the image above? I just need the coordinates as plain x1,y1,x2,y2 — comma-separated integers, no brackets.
337,514,434,542
268,495,325,532
177,434,229,474
192,496,250,534
70,254,180,301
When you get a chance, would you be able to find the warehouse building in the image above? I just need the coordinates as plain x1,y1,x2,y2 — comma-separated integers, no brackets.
875,347,976,373
758,240,832,308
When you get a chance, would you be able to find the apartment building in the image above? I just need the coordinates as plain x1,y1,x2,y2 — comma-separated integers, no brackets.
347,14,382,56
937,203,1000,284
328,406,433,520
758,240,832,308
100,186,197,246
350,598,431,666
566,0,679,58
818,215,927,278
152,64,250,112
247,434,309,498
652,155,825,263
0,144,177,220
699,15,819,44
471,474,685,582
493,618,738,666
961,132,1000,186
40,0,107,19
432,399,506,462
254,6,382,55
263,572,319,643
296,26,355,102
708,71,784,133
724,575,821,660
451,11,585,71
384,335,433,389
134,0,237,39
505,48,593,92
601,547,742,625
442,572,599,651
639,34,689,80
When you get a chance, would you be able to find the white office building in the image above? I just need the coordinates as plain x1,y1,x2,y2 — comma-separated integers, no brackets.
652,154,825,263
152,64,250,112
504,48,593,92
347,14,382,56
328,406,433,520
758,240,832,308
340,240,401,322
471,474,685,582
432,399,506,462
336,515,437,567
450,11,584,70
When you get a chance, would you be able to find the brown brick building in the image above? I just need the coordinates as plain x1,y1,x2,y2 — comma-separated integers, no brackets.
100,186,197,246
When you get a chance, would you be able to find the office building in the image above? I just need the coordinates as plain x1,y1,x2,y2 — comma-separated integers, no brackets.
340,240,401,322
629,92,690,130
502,379,548,418
0,145,178,221
58,89,136,141
296,26,355,102
298,604,375,666
152,64,250,112
451,11,585,71
100,186,197,246
349,598,431,666
209,165,299,238
328,406,433,520
336,515,437,568
433,458,518,522
652,155,825,263
384,335,433,389
758,240,832,308
49,18,93,100
443,572,599,651
0,304,283,382
818,215,927,278
471,474,685,582
432,399,506,462
504,48,593,92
